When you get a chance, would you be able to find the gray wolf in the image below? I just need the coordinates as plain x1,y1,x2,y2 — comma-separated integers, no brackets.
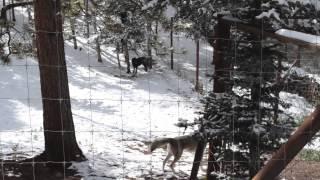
149,135,198,172
131,57,150,76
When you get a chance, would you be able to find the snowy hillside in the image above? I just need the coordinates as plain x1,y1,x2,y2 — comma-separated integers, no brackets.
1,4,319,180
0,6,206,178
157,30,214,94
0,40,206,179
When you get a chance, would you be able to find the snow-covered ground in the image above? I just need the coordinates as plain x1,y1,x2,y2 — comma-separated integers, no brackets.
0,5,318,180
157,30,214,94
0,37,206,179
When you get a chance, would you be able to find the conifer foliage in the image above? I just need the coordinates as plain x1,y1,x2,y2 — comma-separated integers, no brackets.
177,0,320,178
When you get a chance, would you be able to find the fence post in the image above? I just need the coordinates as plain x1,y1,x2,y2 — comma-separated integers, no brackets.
253,105,320,180
190,140,207,179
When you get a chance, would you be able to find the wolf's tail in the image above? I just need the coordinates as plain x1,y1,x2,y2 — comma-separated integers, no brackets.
149,138,173,153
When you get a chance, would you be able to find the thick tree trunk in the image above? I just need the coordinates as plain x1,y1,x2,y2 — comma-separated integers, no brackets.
213,16,231,92
249,2,263,177
34,0,85,165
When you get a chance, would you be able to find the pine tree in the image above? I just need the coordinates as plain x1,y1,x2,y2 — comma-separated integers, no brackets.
176,0,320,178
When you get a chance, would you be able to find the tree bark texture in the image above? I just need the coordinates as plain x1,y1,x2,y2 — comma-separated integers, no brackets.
34,0,85,164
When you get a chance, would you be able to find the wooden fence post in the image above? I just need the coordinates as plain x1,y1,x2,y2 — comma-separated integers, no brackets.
253,105,320,180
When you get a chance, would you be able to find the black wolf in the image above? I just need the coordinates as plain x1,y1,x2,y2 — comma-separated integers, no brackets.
131,57,150,76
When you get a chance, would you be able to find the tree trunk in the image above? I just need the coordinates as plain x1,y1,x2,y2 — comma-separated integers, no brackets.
249,82,261,178
190,140,207,179
84,0,89,38
122,39,130,73
3,0,5,7
11,0,15,21
146,21,152,68
249,140,260,178
116,42,121,69
170,17,174,70
296,46,301,67
93,12,102,63
34,0,85,165
274,53,282,124
27,5,32,22
195,39,200,92
213,16,231,92
155,20,158,35
70,18,78,50
249,1,263,177
206,16,231,178
95,35,102,63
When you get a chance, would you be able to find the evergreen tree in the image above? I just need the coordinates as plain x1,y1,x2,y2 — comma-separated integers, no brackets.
177,0,320,178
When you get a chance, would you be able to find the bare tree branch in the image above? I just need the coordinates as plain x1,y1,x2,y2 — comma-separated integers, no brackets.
0,1,33,21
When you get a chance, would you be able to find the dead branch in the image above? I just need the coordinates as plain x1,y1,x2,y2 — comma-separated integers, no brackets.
1,1,33,21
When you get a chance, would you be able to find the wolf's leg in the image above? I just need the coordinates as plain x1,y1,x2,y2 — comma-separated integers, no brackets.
132,68,137,77
170,150,182,173
163,153,172,172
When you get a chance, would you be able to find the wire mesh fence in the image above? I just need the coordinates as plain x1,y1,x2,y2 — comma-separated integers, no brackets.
0,1,320,180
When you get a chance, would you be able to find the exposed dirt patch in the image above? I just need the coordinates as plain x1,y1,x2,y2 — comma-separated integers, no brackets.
281,159,320,180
